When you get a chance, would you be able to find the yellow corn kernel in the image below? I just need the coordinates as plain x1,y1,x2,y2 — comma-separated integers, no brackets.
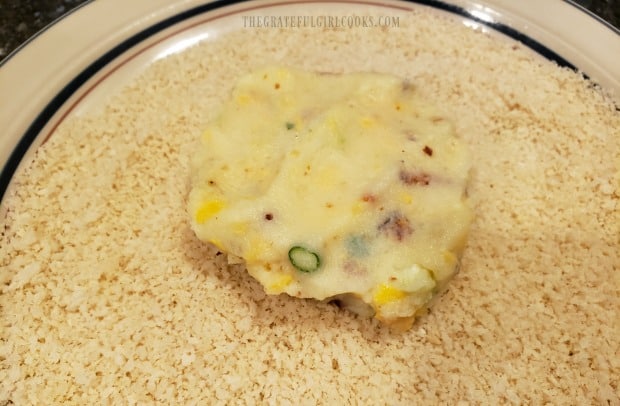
360,117,374,128
268,274,293,293
201,130,213,142
279,96,295,109
236,93,251,106
373,284,407,305
399,192,413,205
244,238,271,263
195,200,225,224
231,222,248,235
290,119,302,131
327,117,339,134
276,68,290,80
443,250,456,266
208,239,224,250
351,201,364,215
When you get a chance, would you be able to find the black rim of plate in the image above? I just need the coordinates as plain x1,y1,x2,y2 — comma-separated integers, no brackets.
0,0,601,202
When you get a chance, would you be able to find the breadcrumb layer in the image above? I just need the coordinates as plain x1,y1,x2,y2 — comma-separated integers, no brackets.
1,7,618,405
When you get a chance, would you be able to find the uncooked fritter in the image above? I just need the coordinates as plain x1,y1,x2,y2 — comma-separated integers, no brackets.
188,67,472,330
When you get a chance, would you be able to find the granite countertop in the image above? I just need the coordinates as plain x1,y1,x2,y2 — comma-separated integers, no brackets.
0,0,619,61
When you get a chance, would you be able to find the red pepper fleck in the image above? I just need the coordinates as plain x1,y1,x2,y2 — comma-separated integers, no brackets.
399,170,431,186
362,193,377,203
423,145,433,156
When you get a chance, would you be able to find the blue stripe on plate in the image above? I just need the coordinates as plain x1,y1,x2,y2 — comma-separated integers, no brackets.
0,0,586,201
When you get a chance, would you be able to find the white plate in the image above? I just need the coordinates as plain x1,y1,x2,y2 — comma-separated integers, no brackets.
1,2,619,403
0,0,619,204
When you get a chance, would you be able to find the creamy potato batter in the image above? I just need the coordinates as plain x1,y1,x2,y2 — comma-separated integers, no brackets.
188,67,472,329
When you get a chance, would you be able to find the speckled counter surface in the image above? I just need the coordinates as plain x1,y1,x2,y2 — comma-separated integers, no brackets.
0,0,619,61
0,0,87,59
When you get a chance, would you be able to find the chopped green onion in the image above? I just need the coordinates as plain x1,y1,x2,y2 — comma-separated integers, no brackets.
285,122,295,130
346,235,369,257
288,246,320,273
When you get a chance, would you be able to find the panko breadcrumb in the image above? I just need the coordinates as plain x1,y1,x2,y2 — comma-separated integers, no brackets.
1,7,619,405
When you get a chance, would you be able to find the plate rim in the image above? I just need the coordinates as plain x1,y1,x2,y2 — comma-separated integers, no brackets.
1,0,618,68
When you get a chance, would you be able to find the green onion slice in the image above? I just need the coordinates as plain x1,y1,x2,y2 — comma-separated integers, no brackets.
288,246,320,273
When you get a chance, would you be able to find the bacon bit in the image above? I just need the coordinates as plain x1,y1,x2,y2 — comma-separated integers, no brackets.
274,83,280,89
264,213,273,221
423,145,433,156
343,260,366,276
362,193,377,203
378,212,413,241
399,170,431,186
